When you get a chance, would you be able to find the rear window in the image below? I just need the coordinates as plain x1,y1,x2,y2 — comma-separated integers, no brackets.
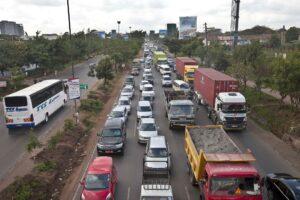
4,96,27,107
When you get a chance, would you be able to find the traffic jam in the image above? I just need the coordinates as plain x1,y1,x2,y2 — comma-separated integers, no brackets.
79,40,299,200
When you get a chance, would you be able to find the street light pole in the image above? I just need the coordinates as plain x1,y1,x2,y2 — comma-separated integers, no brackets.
117,21,121,35
66,0,78,123
129,26,132,33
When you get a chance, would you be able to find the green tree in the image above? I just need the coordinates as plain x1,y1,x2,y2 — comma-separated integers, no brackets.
269,34,281,49
95,57,114,85
286,27,299,43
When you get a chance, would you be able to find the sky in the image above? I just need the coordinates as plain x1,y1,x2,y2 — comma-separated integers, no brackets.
1,0,299,35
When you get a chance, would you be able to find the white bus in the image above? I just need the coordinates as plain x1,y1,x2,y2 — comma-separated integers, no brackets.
3,79,67,129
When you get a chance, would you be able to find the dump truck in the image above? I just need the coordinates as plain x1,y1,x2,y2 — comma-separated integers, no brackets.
153,51,168,70
194,68,247,130
185,125,262,200
164,89,195,129
175,57,198,85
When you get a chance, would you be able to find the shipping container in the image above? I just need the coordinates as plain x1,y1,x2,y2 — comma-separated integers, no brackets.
175,57,197,78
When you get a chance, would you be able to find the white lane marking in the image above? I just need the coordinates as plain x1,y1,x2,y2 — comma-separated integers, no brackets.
72,143,97,200
185,186,191,200
127,187,131,200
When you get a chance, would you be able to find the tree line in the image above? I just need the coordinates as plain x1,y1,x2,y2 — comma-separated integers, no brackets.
164,37,300,108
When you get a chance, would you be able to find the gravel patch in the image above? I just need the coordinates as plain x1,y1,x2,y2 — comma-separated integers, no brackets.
189,127,240,153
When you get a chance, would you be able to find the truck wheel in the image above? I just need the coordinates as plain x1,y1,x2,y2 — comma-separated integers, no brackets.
169,123,173,129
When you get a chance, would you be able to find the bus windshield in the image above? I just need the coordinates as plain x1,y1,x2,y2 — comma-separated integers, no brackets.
4,96,27,107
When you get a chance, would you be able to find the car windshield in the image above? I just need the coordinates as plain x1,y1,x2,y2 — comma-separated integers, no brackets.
144,87,153,91
102,129,122,137
170,105,193,115
125,77,133,83
185,72,195,78
123,88,132,93
142,96,152,101
119,100,129,105
164,77,171,81
222,104,246,113
85,174,109,190
141,123,156,131
110,111,124,118
163,68,171,72
146,75,153,80
141,197,173,200
210,177,261,196
180,83,189,89
138,106,152,112
148,148,168,157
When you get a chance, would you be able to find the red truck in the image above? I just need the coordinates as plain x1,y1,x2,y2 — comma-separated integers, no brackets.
175,57,198,84
185,125,262,200
194,68,247,130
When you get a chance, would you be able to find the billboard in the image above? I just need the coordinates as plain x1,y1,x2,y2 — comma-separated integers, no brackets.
179,16,197,39
97,31,105,39
159,29,167,38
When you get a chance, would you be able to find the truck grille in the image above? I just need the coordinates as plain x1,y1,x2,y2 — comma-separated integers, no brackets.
225,117,244,124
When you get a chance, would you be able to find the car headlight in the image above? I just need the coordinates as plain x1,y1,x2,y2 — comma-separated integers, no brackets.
115,143,123,148
97,143,105,149
106,193,112,200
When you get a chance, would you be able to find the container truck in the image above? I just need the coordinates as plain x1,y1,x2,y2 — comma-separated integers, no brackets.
164,89,195,129
185,125,262,200
153,51,167,70
175,57,198,85
194,68,247,130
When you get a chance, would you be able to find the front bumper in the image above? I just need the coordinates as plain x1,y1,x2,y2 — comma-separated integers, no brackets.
222,122,247,130
97,145,123,154
169,119,195,127
138,136,150,143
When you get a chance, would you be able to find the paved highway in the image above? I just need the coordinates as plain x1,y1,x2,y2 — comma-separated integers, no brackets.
0,56,101,181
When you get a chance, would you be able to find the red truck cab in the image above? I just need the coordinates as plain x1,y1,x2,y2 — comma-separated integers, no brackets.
200,163,262,200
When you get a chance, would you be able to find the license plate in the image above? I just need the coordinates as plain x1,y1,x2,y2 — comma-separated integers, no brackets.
105,150,113,153
231,125,238,128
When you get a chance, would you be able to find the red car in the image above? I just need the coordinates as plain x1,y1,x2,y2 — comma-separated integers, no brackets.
81,156,117,200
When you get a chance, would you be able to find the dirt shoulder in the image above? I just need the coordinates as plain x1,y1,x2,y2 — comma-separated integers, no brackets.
60,72,125,200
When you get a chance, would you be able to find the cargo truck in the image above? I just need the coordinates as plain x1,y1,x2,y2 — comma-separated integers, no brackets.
194,68,247,130
185,125,262,200
153,51,167,70
175,57,198,85
164,89,195,129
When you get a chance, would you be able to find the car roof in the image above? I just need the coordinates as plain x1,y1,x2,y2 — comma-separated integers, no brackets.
144,84,153,87
123,85,133,89
112,106,126,112
173,80,188,85
268,174,300,197
170,100,193,105
149,136,167,149
126,75,134,78
141,118,155,124
119,96,130,101
163,75,171,78
141,80,149,84
139,101,151,106
142,91,153,97
104,118,123,128
88,156,113,174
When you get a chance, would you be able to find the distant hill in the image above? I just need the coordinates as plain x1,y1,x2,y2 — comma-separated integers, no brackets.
239,26,276,35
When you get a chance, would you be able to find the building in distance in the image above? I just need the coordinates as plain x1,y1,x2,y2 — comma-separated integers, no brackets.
0,20,24,37
167,23,177,38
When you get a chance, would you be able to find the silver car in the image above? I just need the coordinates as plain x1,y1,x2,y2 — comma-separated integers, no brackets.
137,118,158,143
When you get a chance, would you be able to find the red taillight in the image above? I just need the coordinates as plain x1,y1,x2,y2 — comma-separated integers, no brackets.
6,118,13,123
24,114,34,122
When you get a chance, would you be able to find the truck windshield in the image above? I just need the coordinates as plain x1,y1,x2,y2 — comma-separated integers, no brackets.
210,177,261,196
185,72,195,78
222,104,246,113
170,105,193,116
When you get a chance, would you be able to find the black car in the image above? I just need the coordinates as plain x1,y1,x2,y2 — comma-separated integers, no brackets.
264,173,300,200
97,118,126,155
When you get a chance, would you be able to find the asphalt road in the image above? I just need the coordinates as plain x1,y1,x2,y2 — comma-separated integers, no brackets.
69,58,299,200
0,56,101,181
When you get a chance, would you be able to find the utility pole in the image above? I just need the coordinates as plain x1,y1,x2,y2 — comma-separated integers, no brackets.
129,26,132,33
117,21,121,35
204,22,208,65
67,0,78,123
232,0,240,48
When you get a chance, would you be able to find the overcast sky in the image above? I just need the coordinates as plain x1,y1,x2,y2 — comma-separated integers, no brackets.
1,0,299,35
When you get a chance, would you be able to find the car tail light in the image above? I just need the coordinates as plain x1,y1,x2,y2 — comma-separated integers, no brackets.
6,117,13,123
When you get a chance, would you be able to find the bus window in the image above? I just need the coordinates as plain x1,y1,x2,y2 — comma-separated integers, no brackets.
4,96,27,107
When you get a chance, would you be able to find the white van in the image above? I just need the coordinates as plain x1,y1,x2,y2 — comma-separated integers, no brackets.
172,80,190,92
159,64,171,76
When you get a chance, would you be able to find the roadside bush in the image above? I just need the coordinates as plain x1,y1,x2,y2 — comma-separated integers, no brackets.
26,131,42,153
64,119,75,131
35,161,57,172
48,131,63,149
80,99,103,114
82,116,95,134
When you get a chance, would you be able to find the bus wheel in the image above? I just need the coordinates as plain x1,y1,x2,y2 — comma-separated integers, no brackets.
45,114,49,123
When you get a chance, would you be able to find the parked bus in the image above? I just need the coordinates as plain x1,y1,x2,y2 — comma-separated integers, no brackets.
3,79,67,129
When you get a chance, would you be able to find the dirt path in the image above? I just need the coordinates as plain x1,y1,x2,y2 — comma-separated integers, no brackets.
60,72,126,200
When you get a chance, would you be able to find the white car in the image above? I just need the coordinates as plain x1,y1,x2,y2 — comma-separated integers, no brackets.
139,80,149,92
137,101,153,121
162,75,172,87
141,91,154,107
144,68,152,75
137,118,158,143
108,106,128,123
142,84,155,98
117,96,131,114
159,64,171,76
121,85,134,99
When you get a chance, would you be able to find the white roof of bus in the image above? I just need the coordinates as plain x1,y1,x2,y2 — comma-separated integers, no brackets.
6,79,60,97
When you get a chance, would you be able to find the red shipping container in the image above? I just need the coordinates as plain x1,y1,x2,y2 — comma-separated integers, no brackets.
194,68,239,108
175,57,197,78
